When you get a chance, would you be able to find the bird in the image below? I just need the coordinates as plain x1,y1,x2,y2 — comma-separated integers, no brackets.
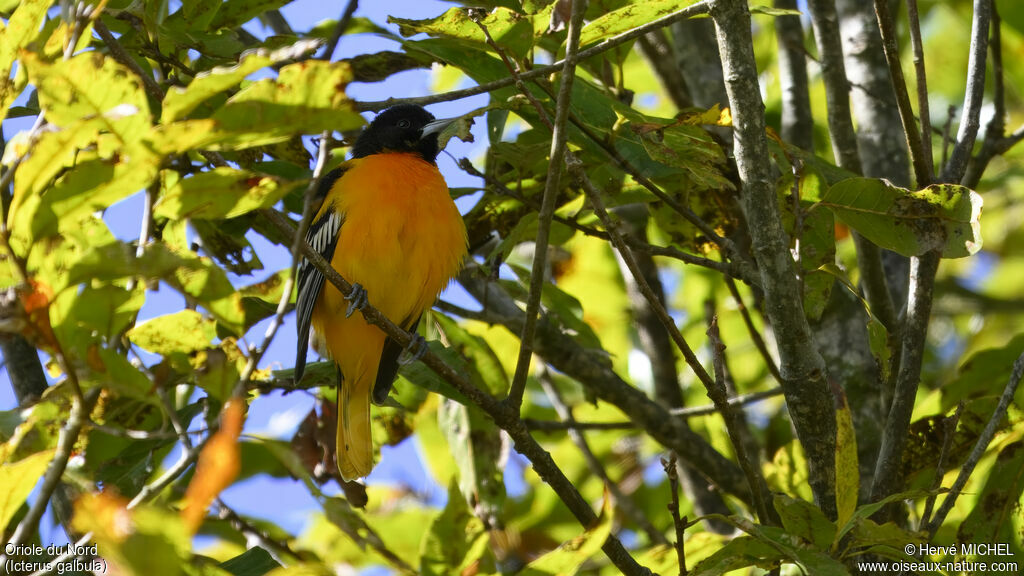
293,104,468,480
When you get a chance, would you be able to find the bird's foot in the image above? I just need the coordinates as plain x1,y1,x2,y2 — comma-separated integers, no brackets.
345,283,367,318
398,334,428,366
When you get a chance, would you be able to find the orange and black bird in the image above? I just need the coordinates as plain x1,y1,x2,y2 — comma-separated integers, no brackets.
294,104,468,480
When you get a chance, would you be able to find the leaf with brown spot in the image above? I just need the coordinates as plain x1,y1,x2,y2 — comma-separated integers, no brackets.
818,178,983,258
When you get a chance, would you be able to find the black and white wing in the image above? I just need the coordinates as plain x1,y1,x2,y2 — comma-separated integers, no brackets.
294,170,346,383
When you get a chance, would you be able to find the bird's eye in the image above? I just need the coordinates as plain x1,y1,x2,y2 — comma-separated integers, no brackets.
397,119,411,129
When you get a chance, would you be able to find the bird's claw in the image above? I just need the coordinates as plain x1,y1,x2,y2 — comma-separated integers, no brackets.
399,334,428,366
345,283,367,318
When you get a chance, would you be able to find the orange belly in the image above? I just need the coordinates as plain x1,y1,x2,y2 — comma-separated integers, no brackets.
309,152,466,479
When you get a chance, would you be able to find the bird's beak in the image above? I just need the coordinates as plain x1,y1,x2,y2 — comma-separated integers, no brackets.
420,117,457,138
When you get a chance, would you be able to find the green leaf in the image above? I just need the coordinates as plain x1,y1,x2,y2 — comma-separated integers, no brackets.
0,410,24,443
345,50,432,83
834,385,860,534
219,546,283,576
766,442,813,502
689,534,784,576
0,0,50,123
835,489,932,544
631,116,731,191
391,7,534,60
211,0,292,29
438,398,507,529
518,494,614,576
204,60,363,149
192,218,266,276
847,518,923,559
957,439,1024,553
418,480,490,576
128,310,218,355
434,313,508,397
74,496,194,576
941,334,1024,413
63,284,145,343
11,118,104,218
13,155,160,242
182,0,222,28
579,1,699,46
161,39,323,123
0,449,55,530
819,178,983,258
155,167,296,220
22,51,151,145
772,494,836,550
88,347,162,403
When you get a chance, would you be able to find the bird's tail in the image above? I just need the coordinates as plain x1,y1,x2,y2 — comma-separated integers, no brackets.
337,372,374,481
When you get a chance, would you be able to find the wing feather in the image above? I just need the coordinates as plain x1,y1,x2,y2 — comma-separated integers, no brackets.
294,169,346,382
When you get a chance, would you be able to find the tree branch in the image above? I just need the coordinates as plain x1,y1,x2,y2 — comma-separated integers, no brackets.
905,0,935,179
318,0,360,61
711,0,836,517
870,251,940,511
940,0,991,184
807,0,898,336
773,0,814,149
872,0,932,186
501,0,584,413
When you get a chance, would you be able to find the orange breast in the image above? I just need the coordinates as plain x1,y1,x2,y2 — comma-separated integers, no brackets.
311,152,467,380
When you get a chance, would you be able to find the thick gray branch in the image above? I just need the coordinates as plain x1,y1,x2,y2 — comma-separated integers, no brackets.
773,0,814,149
710,0,836,517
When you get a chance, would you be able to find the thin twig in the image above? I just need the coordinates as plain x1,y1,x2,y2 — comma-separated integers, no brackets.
941,0,991,184
724,277,782,383
503,0,584,414
539,372,669,546
705,314,777,525
941,105,955,171
963,3,1006,189
318,0,359,61
94,18,164,102
524,387,785,432
873,0,933,185
924,351,1024,537
905,0,935,179
870,251,940,512
662,455,688,576
216,500,298,564
459,157,755,283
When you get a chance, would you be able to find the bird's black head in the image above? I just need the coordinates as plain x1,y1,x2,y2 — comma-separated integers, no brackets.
351,104,450,163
